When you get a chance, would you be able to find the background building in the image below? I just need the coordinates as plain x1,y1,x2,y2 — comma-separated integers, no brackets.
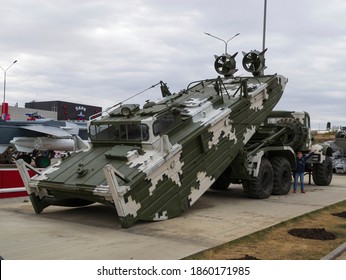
25,100,102,120
0,104,57,120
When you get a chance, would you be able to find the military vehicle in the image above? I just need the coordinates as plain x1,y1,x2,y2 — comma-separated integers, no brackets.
266,111,333,186
16,44,331,228
331,126,346,174
212,110,333,198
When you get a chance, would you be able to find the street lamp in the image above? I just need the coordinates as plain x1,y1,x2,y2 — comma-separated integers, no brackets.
0,60,17,104
204,32,240,54
0,60,17,120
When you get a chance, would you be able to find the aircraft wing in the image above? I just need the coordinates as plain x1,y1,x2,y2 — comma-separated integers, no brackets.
0,144,11,154
19,125,73,138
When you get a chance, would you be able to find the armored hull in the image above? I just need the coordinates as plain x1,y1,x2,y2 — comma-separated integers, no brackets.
18,74,287,227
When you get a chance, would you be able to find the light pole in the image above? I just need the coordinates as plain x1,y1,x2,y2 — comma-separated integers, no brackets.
204,32,240,54
0,60,17,119
0,60,17,103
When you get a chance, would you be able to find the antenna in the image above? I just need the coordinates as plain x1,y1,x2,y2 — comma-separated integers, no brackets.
262,0,267,51
204,32,240,54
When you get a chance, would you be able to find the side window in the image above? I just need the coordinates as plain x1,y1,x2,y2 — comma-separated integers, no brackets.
153,114,176,135
119,124,149,141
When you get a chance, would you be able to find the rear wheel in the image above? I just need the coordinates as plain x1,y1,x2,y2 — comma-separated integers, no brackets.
270,157,292,195
243,157,274,199
312,156,333,186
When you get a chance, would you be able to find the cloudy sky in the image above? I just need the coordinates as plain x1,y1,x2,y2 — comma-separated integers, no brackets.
1,0,345,129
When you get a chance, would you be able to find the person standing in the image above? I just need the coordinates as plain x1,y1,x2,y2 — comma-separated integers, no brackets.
293,150,316,193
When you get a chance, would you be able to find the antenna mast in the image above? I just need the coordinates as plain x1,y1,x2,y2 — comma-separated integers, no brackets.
262,0,267,51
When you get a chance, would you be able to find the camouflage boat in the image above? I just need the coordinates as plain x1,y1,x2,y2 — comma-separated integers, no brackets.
17,50,287,228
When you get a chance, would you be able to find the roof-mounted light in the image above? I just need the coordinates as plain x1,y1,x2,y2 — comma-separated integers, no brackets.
121,106,132,116
109,104,140,117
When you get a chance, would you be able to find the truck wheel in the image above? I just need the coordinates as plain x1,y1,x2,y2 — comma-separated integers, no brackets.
243,158,274,199
312,156,333,186
278,118,306,150
270,157,292,195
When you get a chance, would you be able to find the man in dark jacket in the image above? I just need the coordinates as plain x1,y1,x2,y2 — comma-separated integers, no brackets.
293,150,316,193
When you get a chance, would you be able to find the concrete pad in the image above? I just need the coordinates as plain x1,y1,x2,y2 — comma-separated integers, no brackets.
0,174,345,260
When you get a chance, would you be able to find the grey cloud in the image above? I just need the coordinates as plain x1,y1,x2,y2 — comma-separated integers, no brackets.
1,0,345,129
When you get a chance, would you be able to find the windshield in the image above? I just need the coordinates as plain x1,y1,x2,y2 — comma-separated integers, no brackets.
89,123,149,142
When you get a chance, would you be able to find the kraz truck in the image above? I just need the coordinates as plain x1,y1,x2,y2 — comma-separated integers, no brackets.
212,110,333,198
16,48,332,228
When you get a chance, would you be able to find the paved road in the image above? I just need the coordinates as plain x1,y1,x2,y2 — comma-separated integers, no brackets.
0,174,345,260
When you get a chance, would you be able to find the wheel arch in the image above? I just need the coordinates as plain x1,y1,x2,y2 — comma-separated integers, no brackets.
266,147,296,170
315,143,333,156
249,146,296,171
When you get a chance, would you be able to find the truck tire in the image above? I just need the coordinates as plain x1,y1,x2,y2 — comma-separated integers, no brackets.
277,118,306,150
270,157,292,195
242,158,274,199
312,156,333,186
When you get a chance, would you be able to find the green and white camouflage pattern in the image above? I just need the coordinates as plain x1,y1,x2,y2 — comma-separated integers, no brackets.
17,73,287,228
15,45,296,228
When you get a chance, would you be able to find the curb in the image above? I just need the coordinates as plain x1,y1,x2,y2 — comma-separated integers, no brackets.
321,242,346,260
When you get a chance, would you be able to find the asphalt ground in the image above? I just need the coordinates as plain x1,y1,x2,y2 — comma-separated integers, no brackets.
0,174,345,260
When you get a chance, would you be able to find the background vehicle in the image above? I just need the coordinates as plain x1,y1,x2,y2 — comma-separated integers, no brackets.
331,127,346,174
